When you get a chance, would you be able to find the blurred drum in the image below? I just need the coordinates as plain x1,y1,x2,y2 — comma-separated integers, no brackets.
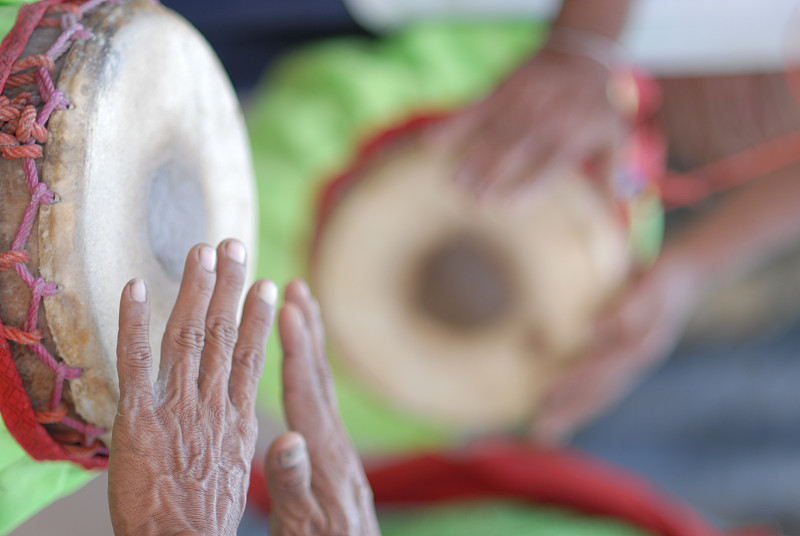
314,126,646,431
0,0,255,464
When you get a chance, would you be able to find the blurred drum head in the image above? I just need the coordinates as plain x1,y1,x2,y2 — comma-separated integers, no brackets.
314,132,630,431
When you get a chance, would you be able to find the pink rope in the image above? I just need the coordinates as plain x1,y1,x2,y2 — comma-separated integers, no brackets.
1,0,115,455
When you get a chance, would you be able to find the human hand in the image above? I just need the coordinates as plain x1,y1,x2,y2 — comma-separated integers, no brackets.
109,241,277,536
534,248,702,444
265,280,380,536
432,47,623,202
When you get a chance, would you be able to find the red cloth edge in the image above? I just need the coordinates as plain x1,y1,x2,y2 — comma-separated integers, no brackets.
0,316,107,469
249,440,772,536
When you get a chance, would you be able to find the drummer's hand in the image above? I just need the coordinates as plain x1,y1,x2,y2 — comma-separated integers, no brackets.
432,49,622,202
109,241,277,536
535,249,700,444
265,280,380,536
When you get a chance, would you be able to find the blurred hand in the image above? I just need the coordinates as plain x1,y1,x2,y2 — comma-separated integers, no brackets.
535,249,701,444
432,47,623,202
265,279,380,536
109,241,277,536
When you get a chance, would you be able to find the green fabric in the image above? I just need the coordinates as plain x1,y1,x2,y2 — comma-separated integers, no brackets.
378,501,653,536
0,421,97,535
0,5,23,40
629,191,665,267
248,20,664,453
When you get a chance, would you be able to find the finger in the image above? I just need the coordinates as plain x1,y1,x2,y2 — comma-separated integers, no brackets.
284,279,337,409
592,279,653,349
116,278,154,406
452,106,528,192
279,303,333,438
585,126,622,191
496,114,596,201
536,368,628,445
425,98,491,152
265,432,323,530
536,360,617,444
198,240,247,402
473,138,546,201
229,279,278,413
158,244,217,395
537,333,648,444
455,82,563,193
502,144,590,205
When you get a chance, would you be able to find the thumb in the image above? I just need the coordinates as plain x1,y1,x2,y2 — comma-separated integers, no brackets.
421,101,486,152
265,432,321,528
591,275,649,350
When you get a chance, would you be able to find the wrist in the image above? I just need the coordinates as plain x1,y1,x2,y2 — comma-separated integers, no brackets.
551,0,632,41
543,26,626,71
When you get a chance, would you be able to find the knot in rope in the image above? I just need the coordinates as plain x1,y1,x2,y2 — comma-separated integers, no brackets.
3,325,42,345
35,401,68,423
0,141,42,159
0,250,29,271
32,180,56,205
16,105,48,143
10,53,55,75
0,97,21,121
32,276,59,299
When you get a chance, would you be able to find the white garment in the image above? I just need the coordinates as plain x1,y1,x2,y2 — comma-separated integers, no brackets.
342,0,800,75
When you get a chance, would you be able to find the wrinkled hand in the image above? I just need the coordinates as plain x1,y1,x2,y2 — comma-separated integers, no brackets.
109,241,277,536
433,48,622,202
535,249,701,444
265,280,380,536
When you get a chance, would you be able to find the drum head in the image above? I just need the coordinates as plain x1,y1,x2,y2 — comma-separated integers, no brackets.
37,0,255,442
315,135,629,430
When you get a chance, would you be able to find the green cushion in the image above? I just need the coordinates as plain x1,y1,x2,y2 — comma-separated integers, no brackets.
378,501,652,536
0,422,97,534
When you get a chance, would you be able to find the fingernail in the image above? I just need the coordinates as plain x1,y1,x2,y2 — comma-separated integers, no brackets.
130,279,147,303
257,280,278,305
226,240,246,265
278,439,307,469
199,246,217,272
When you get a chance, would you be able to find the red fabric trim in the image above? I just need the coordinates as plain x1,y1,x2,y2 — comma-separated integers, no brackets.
248,440,773,536
0,0,67,92
0,316,107,469
312,112,449,258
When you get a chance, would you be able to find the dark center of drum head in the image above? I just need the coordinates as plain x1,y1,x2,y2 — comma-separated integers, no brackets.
415,232,514,331
147,160,206,281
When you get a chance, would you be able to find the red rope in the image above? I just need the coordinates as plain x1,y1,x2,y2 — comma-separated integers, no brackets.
0,0,113,467
3,326,42,345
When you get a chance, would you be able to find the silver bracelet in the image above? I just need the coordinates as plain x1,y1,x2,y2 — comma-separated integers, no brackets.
543,26,627,71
